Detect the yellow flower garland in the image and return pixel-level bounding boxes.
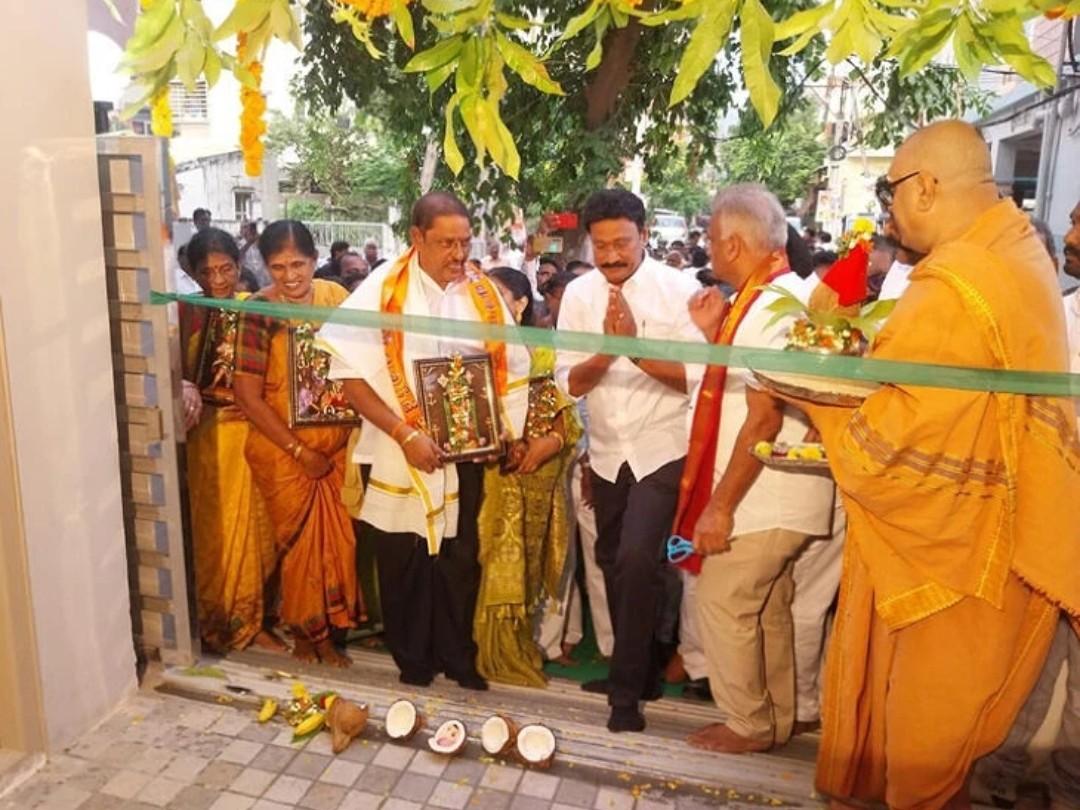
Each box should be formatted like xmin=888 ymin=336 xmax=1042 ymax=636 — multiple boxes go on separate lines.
xmin=341 ymin=0 xmax=411 ymax=19
xmin=150 ymin=88 xmax=174 ymax=138
xmin=237 ymin=32 xmax=267 ymax=177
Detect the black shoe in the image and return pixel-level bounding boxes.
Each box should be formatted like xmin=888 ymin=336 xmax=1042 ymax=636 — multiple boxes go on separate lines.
xmin=682 ymin=677 xmax=712 ymax=702
xmin=453 ymin=672 xmax=489 ymax=691
xmin=607 ymin=705 xmax=646 ymax=733
xmin=399 ymin=671 xmax=433 ymax=687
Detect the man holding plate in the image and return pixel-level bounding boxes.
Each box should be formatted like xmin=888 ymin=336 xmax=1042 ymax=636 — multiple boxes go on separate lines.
xmin=318 ymin=191 xmax=530 ymax=691
xmin=780 ymin=120 xmax=1080 ymax=810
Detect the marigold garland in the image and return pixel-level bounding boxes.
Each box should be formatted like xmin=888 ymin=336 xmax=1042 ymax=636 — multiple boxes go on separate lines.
xmin=342 ymin=0 xmax=411 ymax=19
xmin=150 ymin=88 xmax=174 ymax=138
xmin=237 ymin=32 xmax=267 ymax=177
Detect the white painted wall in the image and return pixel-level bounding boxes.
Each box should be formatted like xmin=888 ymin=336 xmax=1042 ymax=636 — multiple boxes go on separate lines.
xmin=2 ymin=0 xmax=136 ymax=749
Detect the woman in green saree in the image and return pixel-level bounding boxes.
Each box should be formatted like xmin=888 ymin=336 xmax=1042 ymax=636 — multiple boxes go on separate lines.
xmin=474 ymin=267 xmax=582 ymax=687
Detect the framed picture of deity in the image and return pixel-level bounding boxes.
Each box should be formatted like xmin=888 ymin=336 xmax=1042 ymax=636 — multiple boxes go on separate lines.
xmin=413 ymin=353 xmax=503 ymax=462
xmin=193 ymin=309 xmax=240 ymax=406
xmin=287 ymin=323 xmax=363 ymax=428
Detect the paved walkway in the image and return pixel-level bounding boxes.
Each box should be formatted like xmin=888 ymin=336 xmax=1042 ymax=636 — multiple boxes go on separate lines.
xmin=0 ymin=690 xmax=782 ymax=810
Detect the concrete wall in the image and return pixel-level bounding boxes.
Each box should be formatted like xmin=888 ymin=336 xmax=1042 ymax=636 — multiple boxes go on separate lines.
xmin=175 ymin=150 xmax=282 ymax=225
xmin=2 ymin=0 xmax=136 ymax=750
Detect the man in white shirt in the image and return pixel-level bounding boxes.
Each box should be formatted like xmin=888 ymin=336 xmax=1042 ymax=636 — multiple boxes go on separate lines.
xmin=555 ymin=188 xmax=703 ymax=733
xmin=680 ymin=184 xmax=833 ymax=754
xmin=318 ymin=192 xmax=530 ymax=692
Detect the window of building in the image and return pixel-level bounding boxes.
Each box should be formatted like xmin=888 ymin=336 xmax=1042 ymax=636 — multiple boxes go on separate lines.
xmin=234 ymin=190 xmax=254 ymax=222
xmin=168 ymin=80 xmax=208 ymax=122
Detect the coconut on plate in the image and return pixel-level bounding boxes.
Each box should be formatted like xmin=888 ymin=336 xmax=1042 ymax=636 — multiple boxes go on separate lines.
xmin=515 ymin=723 xmax=556 ymax=769
xmin=428 ymin=719 xmax=468 ymax=756
xmin=480 ymin=714 xmax=518 ymax=756
xmin=385 ymin=699 xmax=423 ymax=742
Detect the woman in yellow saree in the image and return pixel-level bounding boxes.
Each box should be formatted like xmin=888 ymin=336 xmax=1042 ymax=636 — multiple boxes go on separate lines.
xmin=475 ymin=267 xmax=582 ymax=686
xmin=181 ymin=227 xmax=279 ymax=652
xmin=234 ymin=220 xmax=361 ymax=667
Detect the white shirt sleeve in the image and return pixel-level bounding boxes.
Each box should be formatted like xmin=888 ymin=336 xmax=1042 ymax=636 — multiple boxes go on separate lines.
xmin=554 ymin=279 xmax=593 ymax=401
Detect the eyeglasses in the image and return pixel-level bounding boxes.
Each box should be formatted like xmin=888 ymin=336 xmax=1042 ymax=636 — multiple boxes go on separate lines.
xmin=429 ymin=237 xmax=473 ymax=254
xmin=665 ymin=535 xmax=696 ymax=564
xmin=875 ymin=171 xmax=921 ymax=210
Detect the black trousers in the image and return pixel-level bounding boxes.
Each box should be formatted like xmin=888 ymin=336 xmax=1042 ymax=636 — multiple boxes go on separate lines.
xmin=361 ymin=462 xmax=484 ymax=681
xmin=591 ymin=457 xmax=685 ymax=708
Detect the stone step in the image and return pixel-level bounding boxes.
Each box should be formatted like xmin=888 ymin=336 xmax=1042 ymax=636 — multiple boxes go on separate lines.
xmin=161 ymin=649 xmax=823 ymax=808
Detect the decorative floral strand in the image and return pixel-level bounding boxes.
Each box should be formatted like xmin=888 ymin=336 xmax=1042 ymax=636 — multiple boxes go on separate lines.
xmin=237 ymin=32 xmax=267 ymax=177
xmin=150 ymin=88 xmax=174 ymax=138
xmin=343 ymin=0 xmax=410 ymax=19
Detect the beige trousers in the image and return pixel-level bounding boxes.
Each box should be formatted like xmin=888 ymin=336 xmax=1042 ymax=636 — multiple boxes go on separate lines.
xmin=698 ymin=528 xmax=810 ymax=744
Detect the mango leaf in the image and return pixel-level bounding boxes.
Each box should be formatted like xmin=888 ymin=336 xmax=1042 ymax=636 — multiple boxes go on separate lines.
xmin=426 ymin=59 xmax=457 ymax=93
xmin=639 ymin=0 xmax=706 ymax=27
xmin=203 ymin=46 xmax=222 ymax=86
xmin=555 ymin=0 xmax=601 ymax=44
xmin=474 ymin=97 xmax=506 ymax=169
xmin=124 ymin=0 xmax=177 ymax=57
xmin=740 ymin=0 xmax=781 ymax=127
xmin=455 ymin=36 xmax=481 ymax=91
xmin=488 ymin=99 xmax=520 ymax=179
xmin=122 ymin=13 xmax=184 ymax=73
xmin=101 ymin=0 xmax=124 ymax=23
xmin=486 ymin=49 xmax=508 ymax=103
xmin=495 ymin=12 xmax=536 ymax=30
xmin=774 ymin=3 xmax=831 ymax=42
xmin=175 ymin=36 xmax=206 ymax=88
xmin=669 ymin=0 xmax=737 ymax=107
xmin=494 ymin=30 xmax=564 ymax=95
xmin=403 ymin=35 xmax=464 ymax=72
xmin=584 ymin=29 xmax=604 ymax=71
xmin=213 ymin=0 xmax=271 ymax=42
xmin=391 ymin=0 xmax=416 ymax=49
xmin=443 ymin=93 xmax=465 ymax=175
xmin=458 ymin=93 xmax=487 ymax=162
xmin=422 ymin=0 xmax=480 ymax=13
xmin=179 ymin=665 xmax=228 ymax=680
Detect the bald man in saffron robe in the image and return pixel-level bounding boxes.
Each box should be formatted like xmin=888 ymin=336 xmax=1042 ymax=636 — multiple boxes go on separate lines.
xmin=785 ymin=120 xmax=1080 ymax=810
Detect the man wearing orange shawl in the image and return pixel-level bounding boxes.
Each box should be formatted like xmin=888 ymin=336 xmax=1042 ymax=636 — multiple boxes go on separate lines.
xmin=318 ymin=192 xmax=530 ymax=691
xmin=791 ymin=121 xmax=1080 ymax=810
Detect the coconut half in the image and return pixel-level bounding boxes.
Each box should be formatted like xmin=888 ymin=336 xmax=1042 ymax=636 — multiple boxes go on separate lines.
xmin=385 ymin=699 xmax=423 ymax=742
xmin=428 ymin=719 xmax=468 ymax=756
xmin=480 ymin=714 xmax=517 ymax=756
xmin=515 ymin=724 xmax=556 ymax=769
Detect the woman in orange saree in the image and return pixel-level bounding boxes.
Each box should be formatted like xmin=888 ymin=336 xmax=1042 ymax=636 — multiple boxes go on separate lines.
xmin=233 ymin=220 xmax=361 ymax=666
xmin=181 ymin=227 xmax=279 ymax=652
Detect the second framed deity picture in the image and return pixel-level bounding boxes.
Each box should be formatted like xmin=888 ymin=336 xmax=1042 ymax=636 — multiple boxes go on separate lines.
xmin=414 ymin=353 xmax=503 ymax=462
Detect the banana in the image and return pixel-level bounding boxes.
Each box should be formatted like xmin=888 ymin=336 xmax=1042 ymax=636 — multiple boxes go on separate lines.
xmin=294 ymin=712 xmax=326 ymax=737
xmin=257 ymin=698 xmax=277 ymax=723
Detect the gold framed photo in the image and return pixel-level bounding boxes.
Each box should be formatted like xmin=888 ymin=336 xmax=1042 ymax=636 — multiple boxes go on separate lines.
xmin=194 ymin=309 xmax=240 ymax=407
xmin=287 ymin=324 xmax=362 ymax=428
xmin=414 ymin=353 xmax=503 ymax=462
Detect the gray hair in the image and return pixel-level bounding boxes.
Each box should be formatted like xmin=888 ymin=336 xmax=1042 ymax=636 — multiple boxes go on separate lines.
xmin=710 ymin=183 xmax=788 ymax=253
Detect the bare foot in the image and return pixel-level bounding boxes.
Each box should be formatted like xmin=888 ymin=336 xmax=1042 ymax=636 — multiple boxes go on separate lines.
xmin=315 ymin=639 xmax=353 ymax=668
xmin=249 ymin=629 xmax=288 ymax=652
xmin=292 ymin=637 xmax=318 ymax=664
xmin=687 ymin=723 xmax=771 ymax=754
xmin=551 ymin=654 xmax=579 ymax=666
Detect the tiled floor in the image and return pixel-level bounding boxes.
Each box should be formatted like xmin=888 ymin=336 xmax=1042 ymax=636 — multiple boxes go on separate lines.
xmin=0 ymin=692 xmax=744 ymax=810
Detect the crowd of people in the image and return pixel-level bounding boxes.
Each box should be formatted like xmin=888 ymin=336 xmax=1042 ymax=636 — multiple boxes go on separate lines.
xmin=175 ymin=120 xmax=1079 ymax=810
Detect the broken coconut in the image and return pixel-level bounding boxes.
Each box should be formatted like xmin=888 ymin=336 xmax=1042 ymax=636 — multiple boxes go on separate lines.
xmin=326 ymin=697 xmax=369 ymax=754
xmin=385 ymin=699 xmax=423 ymax=742
xmin=480 ymin=714 xmax=518 ymax=756
xmin=515 ymin=724 xmax=556 ymax=769
xmin=428 ymin=719 xmax=468 ymax=757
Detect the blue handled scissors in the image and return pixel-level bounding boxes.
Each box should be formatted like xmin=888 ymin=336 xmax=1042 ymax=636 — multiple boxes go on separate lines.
xmin=666 ymin=534 xmax=696 ymax=564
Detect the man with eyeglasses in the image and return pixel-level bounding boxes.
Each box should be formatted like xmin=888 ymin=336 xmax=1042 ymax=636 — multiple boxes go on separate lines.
xmin=319 ymin=191 xmax=531 ymax=692
xmin=785 ymin=120 xmax=1080 ymax=810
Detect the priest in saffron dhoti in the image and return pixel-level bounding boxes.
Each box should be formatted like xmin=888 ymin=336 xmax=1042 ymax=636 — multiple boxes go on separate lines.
xmin=317 ymin=191 xmax=530 ymax=691
xmin=780 ymin=120 xmax=1080 ymax=810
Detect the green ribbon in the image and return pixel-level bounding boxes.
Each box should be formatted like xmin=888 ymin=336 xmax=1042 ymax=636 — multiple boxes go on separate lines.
xmin=150 ymin=291 xmax=1080 ymax=397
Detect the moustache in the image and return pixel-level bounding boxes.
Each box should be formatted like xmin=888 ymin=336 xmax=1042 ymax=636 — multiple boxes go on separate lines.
xmin=600 ymin=263 xmax=628 ymax=270
xmin=1064 ymin=247 xmax=1080 ymax=260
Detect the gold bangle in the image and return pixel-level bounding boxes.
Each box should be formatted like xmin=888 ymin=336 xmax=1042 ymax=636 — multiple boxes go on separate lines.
xmin=291 ymin=442 xmax=305 ymax=460
xmin=401 ymin=430 xmax=422 ymax=448
xmin=550 ymin=433 xmax=565 ymax=452
xmin=390 ymin=421 xmax=410 ymax=443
